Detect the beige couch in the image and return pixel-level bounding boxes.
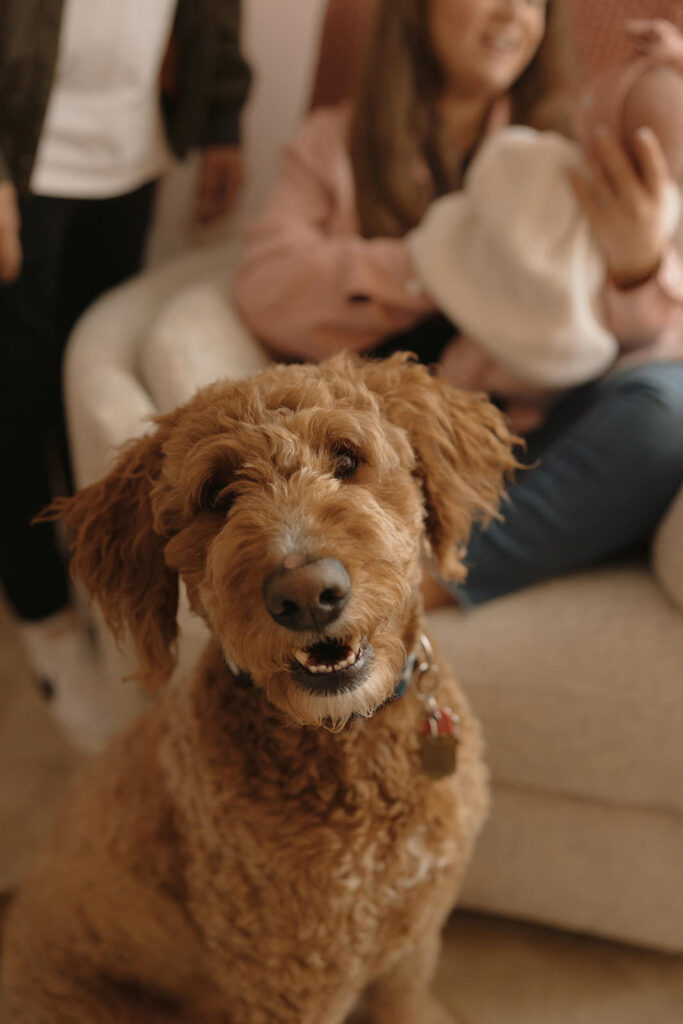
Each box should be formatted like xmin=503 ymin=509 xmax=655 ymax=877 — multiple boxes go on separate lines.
xmin=63 ymin=0 xmax=683 ymax=952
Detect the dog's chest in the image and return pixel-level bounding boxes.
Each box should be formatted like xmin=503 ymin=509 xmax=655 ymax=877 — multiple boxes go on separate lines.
xmin=172 ymin=688 xmax=482 ymax=996
xmin=352 ymin=822 xmax=456 ymax=896
xmin=259 ymin=733 xmax=463 ymax=918
xmin=207 ymin=774 xmax=461 ymax=956
xmin=282 ymin=787 xmax=462 ymax=990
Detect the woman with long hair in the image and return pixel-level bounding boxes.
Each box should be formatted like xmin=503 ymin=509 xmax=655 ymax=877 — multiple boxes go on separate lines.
xmin=234 ymin=0 xmax=683 ymax=606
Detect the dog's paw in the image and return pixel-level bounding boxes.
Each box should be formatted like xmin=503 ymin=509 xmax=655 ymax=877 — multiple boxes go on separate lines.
xmin=345 ymin=1012 xmax=372 ymax=1024
xmin=421 ymin=1005 xmax=465 ymax=1024
xmin=369 ymin=1000 xmax=465 ymax=1024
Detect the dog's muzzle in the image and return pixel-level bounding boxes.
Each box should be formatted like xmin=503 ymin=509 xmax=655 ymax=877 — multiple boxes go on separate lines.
xmin=262 ymin=557 xmax=375 ymax=695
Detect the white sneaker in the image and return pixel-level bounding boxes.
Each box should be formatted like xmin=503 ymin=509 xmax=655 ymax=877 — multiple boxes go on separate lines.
xmin=19 ymin=607 xmax=116 ymax=754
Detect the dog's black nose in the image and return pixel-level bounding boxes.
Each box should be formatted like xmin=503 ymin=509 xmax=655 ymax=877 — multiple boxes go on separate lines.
xmin=262 ymin=557 xmax=350 ymax=632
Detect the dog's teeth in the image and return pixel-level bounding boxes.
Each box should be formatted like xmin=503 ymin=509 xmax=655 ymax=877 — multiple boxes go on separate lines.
xmin=294 ymin=641 xmax=363 ymax=676
xmin=336 ymin=652 xmax=356 ymax=670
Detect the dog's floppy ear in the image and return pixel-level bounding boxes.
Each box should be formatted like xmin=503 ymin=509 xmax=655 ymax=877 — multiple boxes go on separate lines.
xmin=360 ymin=352 xmax=519 ymax=579
xmin=43 ymin=427 xmax=178 ymax=689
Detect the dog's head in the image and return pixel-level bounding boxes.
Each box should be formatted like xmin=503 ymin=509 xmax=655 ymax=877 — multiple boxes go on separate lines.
xmin=51 ymin=353 xmax=516 ymax=728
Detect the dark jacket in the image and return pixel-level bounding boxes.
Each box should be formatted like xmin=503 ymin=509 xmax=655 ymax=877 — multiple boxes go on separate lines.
xmin=0 ymin=0 xmax=252 ymax=192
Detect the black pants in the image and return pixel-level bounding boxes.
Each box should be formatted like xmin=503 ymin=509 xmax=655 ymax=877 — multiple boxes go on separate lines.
xmin=0 ymin=183 xmax=156 ymax=620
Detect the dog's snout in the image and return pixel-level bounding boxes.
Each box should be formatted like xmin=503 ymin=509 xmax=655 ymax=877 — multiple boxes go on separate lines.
xmin=262 ymin=557 xmax=350 ymax=632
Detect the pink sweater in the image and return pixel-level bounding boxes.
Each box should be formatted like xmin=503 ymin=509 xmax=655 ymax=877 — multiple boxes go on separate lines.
xmin=233 ymin=103 xmax=683 ymax=366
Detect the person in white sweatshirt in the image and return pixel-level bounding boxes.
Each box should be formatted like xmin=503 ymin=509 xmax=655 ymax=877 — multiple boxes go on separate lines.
xmin=0 ymin=0 xmax=250 ymax=750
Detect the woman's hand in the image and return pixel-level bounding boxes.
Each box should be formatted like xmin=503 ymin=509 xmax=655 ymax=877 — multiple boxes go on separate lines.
xmin=0 ymin=181 xmax=21 ymax=284
xmin=569 ymin=126 xmax=674 ymax=289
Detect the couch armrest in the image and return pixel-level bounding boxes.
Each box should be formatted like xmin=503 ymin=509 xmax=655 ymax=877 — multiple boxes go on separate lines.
xmin=651 ymin=483 xmax=683 ymax=612
xmin=64 ymin=240 xmax=254 ymax=486
xmin=139 ymin=276 xmax=270 ymax=412
xmin=65 ymin=294 xmax=159 ymax=487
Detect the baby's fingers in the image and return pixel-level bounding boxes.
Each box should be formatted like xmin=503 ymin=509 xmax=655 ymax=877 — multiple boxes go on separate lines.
xmin=625 ymin=17 xmax=683 ymax=61
xmin=632 ymin=126 xmax=671 ymax=195
xmin=625 ymin=18 xmax=668 ymax=45
xmin=626 ymin=18 xmax=661 ymax=38
xmin=567 ymin=166 xmax=602 ymax=224
xmin=593 ymin=128 xmax=646 ymax=197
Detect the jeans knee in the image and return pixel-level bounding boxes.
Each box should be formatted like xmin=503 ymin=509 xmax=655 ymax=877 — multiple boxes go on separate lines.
xmin=608 ymin=366 xmax=683 ymax=473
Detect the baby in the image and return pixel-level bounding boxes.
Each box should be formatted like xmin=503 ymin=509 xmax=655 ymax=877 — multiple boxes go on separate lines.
xmin=408 ymin=20 xmax=683 ymax=416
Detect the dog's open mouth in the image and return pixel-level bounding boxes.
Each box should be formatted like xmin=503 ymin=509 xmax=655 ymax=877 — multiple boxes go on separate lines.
xmin=291 ymin=637 xmax=374 ymax=695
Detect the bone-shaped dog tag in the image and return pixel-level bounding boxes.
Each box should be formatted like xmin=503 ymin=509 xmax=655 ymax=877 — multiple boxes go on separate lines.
xmin=418 ymin=706 xmax=460 ymax=780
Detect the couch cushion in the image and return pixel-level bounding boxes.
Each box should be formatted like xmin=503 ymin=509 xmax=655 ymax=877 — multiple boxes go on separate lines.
xmin=427 ymin=564 xmax=683 ymax=814
xmin=461 ymin=783 xmax=683 ymax=952
xmin=652 ymin=483 xmax=683 ymax=612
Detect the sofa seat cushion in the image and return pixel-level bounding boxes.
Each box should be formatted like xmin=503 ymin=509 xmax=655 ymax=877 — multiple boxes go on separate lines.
xmin=461 ymin=781 xmax=683 ymax=952
xmin=652 ymin=483 xmax=683 ymax=612
xmin=427 ymin=563 xmax=683 ymax=814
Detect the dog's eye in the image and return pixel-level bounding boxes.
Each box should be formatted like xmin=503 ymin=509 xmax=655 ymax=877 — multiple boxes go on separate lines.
xmin=332 ymin=448 xmax=359 ymax=480
xmin=201 ymin=480 xmax=236 ymax=514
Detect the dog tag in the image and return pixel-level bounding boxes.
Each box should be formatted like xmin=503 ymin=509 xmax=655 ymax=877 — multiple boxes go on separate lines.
xmin=418 ymin=705 xmax=460 ymax=780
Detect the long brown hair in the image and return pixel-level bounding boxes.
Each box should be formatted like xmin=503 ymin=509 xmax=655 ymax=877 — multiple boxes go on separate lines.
xmin=349 ymin=0 xmax=575 ymax=238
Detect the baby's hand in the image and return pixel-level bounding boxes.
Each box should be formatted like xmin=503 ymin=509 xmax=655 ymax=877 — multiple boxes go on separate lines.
xmin=626 ymin=19 xmax=683 ymax=69
xmin=438 ymin=336 xmax=499 ymax=392
xmin=504 ymin=401 xmax=547 ymax=435
xmin=439 ymin=337 xmax=563 ymax=434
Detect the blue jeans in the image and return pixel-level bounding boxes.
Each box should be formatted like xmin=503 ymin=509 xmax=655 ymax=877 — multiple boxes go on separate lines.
xmin=452 ymin=362 xmax=683 ymax=606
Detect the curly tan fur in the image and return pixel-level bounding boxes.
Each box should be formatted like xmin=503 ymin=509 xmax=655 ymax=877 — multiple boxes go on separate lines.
xmin=2 ymin=353 xmax=517 ymax=1023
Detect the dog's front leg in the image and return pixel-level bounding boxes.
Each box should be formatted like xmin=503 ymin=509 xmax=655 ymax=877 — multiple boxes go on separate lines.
xmin=363 ymin=927 xmax=466 ymax=1024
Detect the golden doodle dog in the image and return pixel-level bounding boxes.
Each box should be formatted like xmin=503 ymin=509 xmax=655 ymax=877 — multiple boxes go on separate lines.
xmin=2 ymin=352 xmax=516 ymax=1024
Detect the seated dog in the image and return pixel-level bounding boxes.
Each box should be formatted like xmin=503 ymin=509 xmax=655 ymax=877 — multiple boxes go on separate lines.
xmin=1 ymin=353 xmax=516 ymax=1024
